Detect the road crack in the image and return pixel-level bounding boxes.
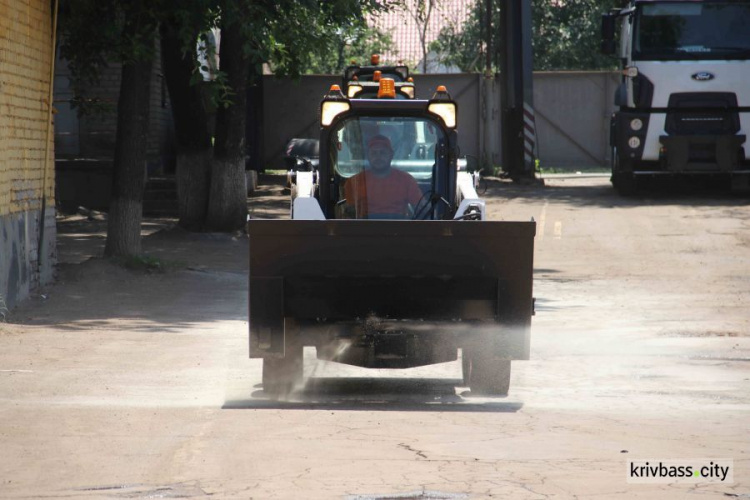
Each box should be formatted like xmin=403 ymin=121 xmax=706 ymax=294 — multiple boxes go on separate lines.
xmin=398 ymin=442 xmax=428 ymax=459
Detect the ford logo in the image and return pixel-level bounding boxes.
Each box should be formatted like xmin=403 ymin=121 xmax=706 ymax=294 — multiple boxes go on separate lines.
xmin=692 ymin=72 xmax=715 ymax=81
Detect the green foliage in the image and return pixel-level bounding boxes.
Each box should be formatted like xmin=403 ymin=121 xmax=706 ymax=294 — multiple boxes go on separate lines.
xmin=430 ymin=2 xmax=488 ymax=73
xmin=59 ymin=1 xmax=397 ymax=110
xmin=431 ymin=0 xmax=621 ymax=72
xmin=533 ymin=0 xmax=620 ymax=70
xmin=303 ymin=22 xmax=396 ymax=74
xmin=252 ymin=0 xmax=397 ymax=77
xmin=59 ymin=0 xmax=162 ymax=116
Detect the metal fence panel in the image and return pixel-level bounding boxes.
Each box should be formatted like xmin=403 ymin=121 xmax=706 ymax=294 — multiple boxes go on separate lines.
xmin=532 ymin=72 xmax=619 ymax=168
xmin=262 ymin=72 xmax=620 ymax=170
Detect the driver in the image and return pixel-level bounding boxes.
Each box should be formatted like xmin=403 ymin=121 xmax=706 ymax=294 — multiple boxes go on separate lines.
xmin=345 ymin=134 xmax=423 ymax=218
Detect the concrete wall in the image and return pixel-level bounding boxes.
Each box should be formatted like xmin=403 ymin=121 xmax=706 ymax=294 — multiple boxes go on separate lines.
xmin=262 ymin=71 xmax=620 ymax=170
xmin=0 ymin=0 xmax=57 ymax=309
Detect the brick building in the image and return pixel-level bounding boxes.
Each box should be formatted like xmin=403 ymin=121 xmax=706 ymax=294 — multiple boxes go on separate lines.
xmin=0 ymin=0 xmax=57 ymax=310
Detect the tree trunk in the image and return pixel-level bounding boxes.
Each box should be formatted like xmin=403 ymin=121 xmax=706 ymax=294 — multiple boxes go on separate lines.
xmin=160 ymin=20 xmax=212 ymax=231
xmin=104 ymin=37 xmax=153 ymax=257
xmin=205 ymin=19 xmax=248 ymax=232
xmin=245 ymin=62 xmax=264 ymax=173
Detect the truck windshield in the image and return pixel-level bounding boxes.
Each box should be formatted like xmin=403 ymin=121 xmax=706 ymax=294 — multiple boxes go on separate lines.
xmin=331 ymin=116 xmax=446 ymax=219
xmin=633 ymin=2 xmax=750 ymax=61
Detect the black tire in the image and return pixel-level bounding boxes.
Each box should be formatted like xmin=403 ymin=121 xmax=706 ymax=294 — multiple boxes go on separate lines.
xmin=611 ymin=148 xmax=637 ymax=196
xmin=730 ymin=174 xmax=750 ymax=195
xmin=461 ymin=350 xmax=471 ymax=386
xmin=262 ymin=344 xmax=303 ymax=397
xmin=464 ymin=348 xmax=511 ymax=396
xmin=612 ymin=172 xmax=637 ymax=196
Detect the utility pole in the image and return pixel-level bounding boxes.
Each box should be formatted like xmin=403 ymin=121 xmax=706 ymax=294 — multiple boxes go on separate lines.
xmin=499 ymin=0 xmax=537 ymax=181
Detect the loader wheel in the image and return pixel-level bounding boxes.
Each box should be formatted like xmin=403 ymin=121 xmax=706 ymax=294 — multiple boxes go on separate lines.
xmin=262 ymin=345 xmax=303 ymax=397
xmin=461 ymin=351 xmax=472 ymax=386
xmin=465 ymin=348 xmax=511 ymax=396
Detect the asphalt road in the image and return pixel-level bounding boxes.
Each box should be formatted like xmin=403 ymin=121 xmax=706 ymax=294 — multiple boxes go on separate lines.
xmin=0 ymin=176 xmax=748 ymax=499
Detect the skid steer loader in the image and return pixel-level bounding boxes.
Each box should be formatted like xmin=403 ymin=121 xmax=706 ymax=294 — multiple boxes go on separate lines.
xmin=249 ymin=79 xmax=535 ymax=397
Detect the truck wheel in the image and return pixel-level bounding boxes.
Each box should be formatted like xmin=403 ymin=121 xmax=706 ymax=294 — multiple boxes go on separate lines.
xmin=612 ymin=172 xmax=637 ymax=196
xmin=262 ymin=345 xmax=303 ymax=397
xmin=465 ymin=348 xmax=511 ymax=396
xmin=611 ymin=148 xmax=637 ymax=196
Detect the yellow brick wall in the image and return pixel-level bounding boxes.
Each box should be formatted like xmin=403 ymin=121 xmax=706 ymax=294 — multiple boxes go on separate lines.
xmin=0 ymin=0 xmax=55 ymax=217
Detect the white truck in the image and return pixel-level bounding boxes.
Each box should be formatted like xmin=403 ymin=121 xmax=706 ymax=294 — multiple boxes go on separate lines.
xmin=601 ymin=0 xmax=750 ymax=194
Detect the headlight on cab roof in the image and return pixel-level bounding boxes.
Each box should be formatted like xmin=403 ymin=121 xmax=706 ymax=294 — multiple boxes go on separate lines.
xmin=321 ymin=101 xmax=350 ymax=127
xmin=428 ymin=102 xmax=457 ymax=129
xmin=347 ymin=85 xmax=363 ymax=98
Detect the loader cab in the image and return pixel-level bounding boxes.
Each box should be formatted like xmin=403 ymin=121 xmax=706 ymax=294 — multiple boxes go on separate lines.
xmin=318 ymin=83 xmax=458 ymax=220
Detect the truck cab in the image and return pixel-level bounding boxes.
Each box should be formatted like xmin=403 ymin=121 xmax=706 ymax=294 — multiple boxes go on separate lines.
xmin=602 ymin=0 xmax=750 ymax=194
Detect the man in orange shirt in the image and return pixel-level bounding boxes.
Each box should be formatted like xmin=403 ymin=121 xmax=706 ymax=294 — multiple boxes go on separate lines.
xmin=344 ymin=135 xmax=423 ymax=219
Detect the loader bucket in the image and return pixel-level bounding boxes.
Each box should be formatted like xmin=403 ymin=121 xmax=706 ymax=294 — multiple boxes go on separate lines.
xmin=248 ymin=220 xmax=535 ymax=362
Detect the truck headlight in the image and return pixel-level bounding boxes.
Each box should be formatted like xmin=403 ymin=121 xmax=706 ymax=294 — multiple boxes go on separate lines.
xmin=630 ymin=118 xmax=643 ymax=131
xmin=628 ymin=136 xmax=641 ymax=149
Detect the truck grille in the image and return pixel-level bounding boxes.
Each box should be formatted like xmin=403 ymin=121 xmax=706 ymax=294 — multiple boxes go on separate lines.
xmin=665 ymin=93 xmax=740 ymax=136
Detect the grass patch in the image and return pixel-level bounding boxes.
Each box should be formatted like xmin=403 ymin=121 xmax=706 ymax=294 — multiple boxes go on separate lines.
xmin=112 ymin=255 xmax=186 ymax=274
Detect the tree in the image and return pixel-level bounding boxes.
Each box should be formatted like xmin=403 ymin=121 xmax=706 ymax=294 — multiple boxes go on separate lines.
xmin=205 ymin=11 xmax=249 ymax=231
xmin=105 ymin=4 xmax=158 ymax=257
xmin=431 ymin=0 xmax=620 ymax=72
xmin=61 ymin=1 xmax=399 ymax=243
xmin=303 ymin=22 xmax=396 ymax=74
xmin=160 ymin=10 xmax=215 ymax=231
xmin=403 ymin=0 xmax=440 ymax=73
xmin=532 ymin=0 xmax=620 ymax=70
xmin=60 ymin=0 xmax=159 ymax=257
xmin=203 ymin=0 xmax=397 ymax=231
xmin=430 ymin=1 xmax=486 ymax=73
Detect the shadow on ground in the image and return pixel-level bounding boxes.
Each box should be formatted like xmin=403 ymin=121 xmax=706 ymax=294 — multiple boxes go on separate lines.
xmin=224 ymin=376 xmax=524 ymax=413
xmin=10 ymin=218 xmax=249 ymax=332
xmin=486 ymin=175 xmax=750 ymax=210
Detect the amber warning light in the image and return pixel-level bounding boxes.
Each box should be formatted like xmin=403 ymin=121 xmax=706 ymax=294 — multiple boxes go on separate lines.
xmin=378 ymin=78 xmax=396 ymax=99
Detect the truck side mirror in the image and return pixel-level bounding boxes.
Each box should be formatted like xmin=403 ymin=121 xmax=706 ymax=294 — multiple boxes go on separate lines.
xmin=601 ymin=14 xmax=617 ymax=55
